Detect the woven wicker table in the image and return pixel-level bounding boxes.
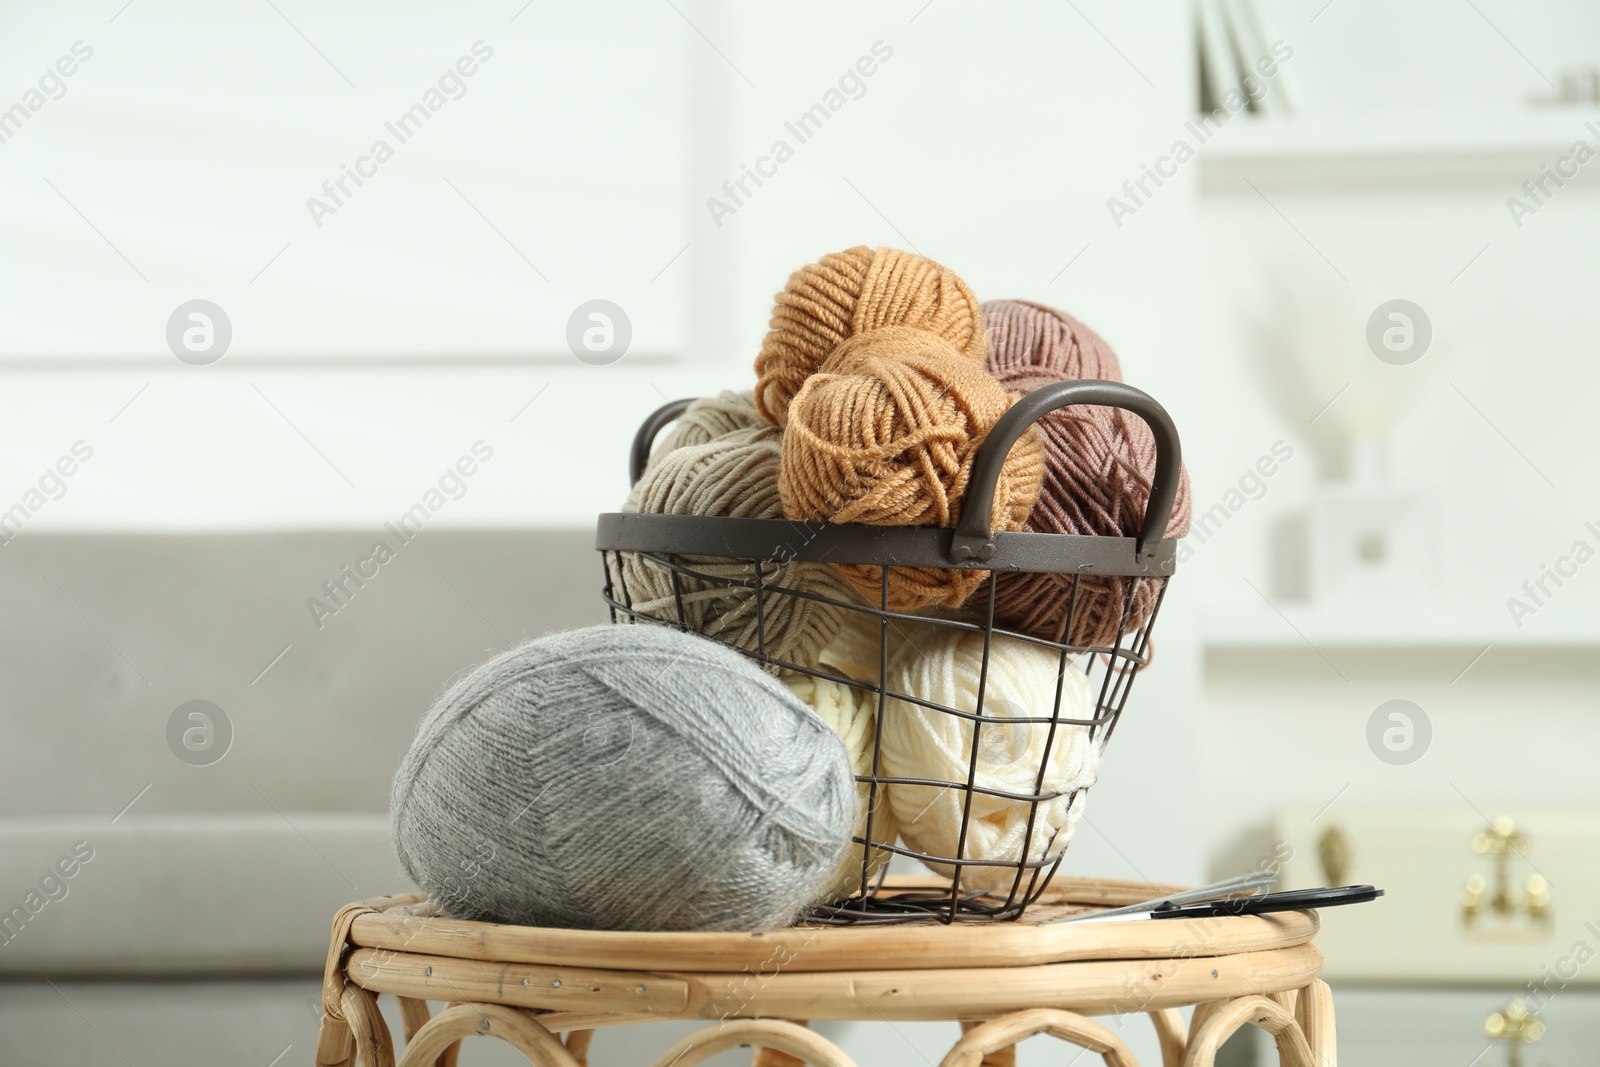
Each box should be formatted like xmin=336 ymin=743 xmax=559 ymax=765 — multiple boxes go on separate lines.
xmin=314 ymin=875 xmax=1333 ymax=1067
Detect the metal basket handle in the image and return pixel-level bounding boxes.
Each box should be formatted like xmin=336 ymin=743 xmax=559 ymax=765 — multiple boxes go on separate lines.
xmin=949 ymin=379 xmax=1182 ymax=565
xmin=627 ymin=380 xmax=1183 ymax=564
xmin=629 ymin=398 xmax=695 ymax=485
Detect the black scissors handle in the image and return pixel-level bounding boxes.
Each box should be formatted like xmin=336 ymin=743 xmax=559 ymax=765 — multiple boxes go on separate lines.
xmin=1150 ymin=885 xmax=1383 ymax=919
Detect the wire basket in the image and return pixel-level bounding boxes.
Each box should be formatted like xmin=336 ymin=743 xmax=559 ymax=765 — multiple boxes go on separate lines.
xmin=595 ymin=380 xmax=1182 ymax=925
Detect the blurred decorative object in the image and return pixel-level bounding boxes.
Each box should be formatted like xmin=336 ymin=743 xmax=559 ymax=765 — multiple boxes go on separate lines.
xmin=984 ymin=299 xmax=1193 ymax=648
xmin=767 ymin=247 xmax=1045 ymax=612
xmin=1535 ymin=64 xmax=1600 ymax=106
xmin=1308 ymin=461 xmax=1437 ymax=603
xmin=1250 ymin=266 xmax=1434 ymax=479
xmin=390 ymin=624 xmax=856 ymax=932
xmin=1250 ymin=263 xmax=1440 ymax=602
xmin=1484 ymin=998 xmax=1545 ymax=1067
xmin=880 ymin=628 xmax=1100 ymax=896
xmin=1318 ymin=822 xmax=1353 ymax=887
xmin=1196 ymin=0 xmax=1295 ymax=116
xmin=1461 ymin=815 xmax=1552 ymax=935
xmin=613 ymin=400 xmax=849 ymax=668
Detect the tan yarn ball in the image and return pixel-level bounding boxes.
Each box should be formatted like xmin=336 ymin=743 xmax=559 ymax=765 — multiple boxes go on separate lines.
xmin=754 ymin=247 xmax=987 ymax=425
xmin=613 ymin=422 xmax=850 ymax=668
xmin=782 ymin=671 xmax=899 ymax=902
xmin=778 ymin=328 xmax=1045 ymax=612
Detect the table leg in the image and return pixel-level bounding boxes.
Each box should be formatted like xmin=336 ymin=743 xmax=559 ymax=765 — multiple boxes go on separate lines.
xmin=945 ymin=1010 xmax=1136 ymax=1067
xmin=656 ymin=1020 xmax=855 ymax=1067
xmin=565 ymin=1028 xmax=593 ymax=1067
xmin=1182 ymin=996 xmax=1315 ymax=1067
xmin=340 ymin=987 xmax=396 ymax=1067
xmin=1148 ymin=1008 xmax=1187 ymax=1066
xmin=315 ymin=1012 xmax=354 ymax=1067
xmin=752 ymin=1019 xmax=810 ymax=1066
xmin=959 ymin=1021 xmax=1016 ymax=1067
xmin=1295 ymin=981 xmax=1335 ymax=1067
xmin=396 ymin=999 xmax=456 ymax=1067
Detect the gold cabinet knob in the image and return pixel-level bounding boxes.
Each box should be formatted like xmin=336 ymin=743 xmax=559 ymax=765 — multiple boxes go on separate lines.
xmin=1462 ymin=815 xmax=1548 ymax=932
xmin=1317 ymin=823 xmax=1352 ymax=886
xmin=1485 ymin=999 xmax=1544 ymax=1067
xmin=1472 ymin=815 xmax=1527 ymax=858
xmin=1460 ymin=872 xmax=1487 ymax=923
xmin=1526 ymin=874 xmax=1551 ymax=924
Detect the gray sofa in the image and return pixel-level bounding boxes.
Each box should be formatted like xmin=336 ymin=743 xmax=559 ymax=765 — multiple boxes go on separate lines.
xmin=1 ymin=530 xmax=604 ymax=1063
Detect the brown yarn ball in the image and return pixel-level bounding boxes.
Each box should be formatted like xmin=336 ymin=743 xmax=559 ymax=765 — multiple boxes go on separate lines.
xmin=987 ymin=358 xmax=1192 ymax=650
xmin=755 ymin=247 xmax=986 ymax=425
xmin=982 ymin=299 xmax=1123 ymax=382
xmin=778 ymin=327 xmax=1045 ymax=612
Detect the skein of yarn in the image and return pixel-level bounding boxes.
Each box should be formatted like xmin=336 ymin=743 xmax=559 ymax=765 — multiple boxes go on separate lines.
xmin=982 ymin=301 xmax=1192 ymax=649
xmin=782 ymin=671 xmax=898 ymax=902
xmin=754 ymin=246 xmax=987 ymax=426
xmin=391 ymin=624 xmax=856 ymax=932
xmin=613 ymin=413 xmax=850 ymax=668
xmin=776 ymin=323 xmax=1047 ymax=611
xmin=654 ymin=390 xmax=763 ymax=454
xmin=879 ymin=629 xmax=1100 ymax=895
xmin=814 ymin=609 xmax=938 ymax=686
xmin=752 ymin=248 xmax=1045 ymax=611
xmin=983 ymin=299 xmax=1123 ymax=382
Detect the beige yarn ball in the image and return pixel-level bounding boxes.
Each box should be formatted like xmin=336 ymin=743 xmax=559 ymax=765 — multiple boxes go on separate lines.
xmin=782 ymin=672 xmax=898 ymax=902
xmin=655 ymin=390 xmax=763 ymax=454
xmin=880 ymin=629 xmax=1100 ymax=895
xmin=613 ymin=421 xmax=850 ymax=668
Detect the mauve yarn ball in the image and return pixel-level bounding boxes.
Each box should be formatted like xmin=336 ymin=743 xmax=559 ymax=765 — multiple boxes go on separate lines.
xmin=391 ymin=624 xmax=856 ymax=932
xmin=982 ymin=302 xmax=1192 ymax=649
xmin=982 ymin=299 xmax=1123 ymax=382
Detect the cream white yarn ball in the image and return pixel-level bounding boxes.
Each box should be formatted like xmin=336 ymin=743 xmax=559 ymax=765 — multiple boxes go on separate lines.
xmin=879 ymin=629 xmax=1100 ymax=895
xmin=814 ymin=610 xmax=939 ymax=684
xmin=782 ymin=671 xmax=898 ymax=901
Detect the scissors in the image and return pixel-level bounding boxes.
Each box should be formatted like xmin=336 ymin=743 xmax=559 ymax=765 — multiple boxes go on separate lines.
xmin=1065 ymin=884 xmax=1382 ymax=924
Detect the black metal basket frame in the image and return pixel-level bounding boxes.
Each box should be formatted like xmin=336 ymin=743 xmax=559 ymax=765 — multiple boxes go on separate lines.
xmin=595 ymin=380 xmax=1183 ymax=925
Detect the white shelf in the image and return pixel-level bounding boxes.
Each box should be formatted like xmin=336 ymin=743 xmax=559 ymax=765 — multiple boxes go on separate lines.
xmin=1198 ymin=111 xmax=1600 ymax=189
xmin=1202 ymin=601 xmax=1600 ymax=649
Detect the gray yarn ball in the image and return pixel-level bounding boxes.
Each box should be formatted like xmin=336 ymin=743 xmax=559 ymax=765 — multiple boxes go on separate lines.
xmin=391 ymin=623 xmax=856 ymax=932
